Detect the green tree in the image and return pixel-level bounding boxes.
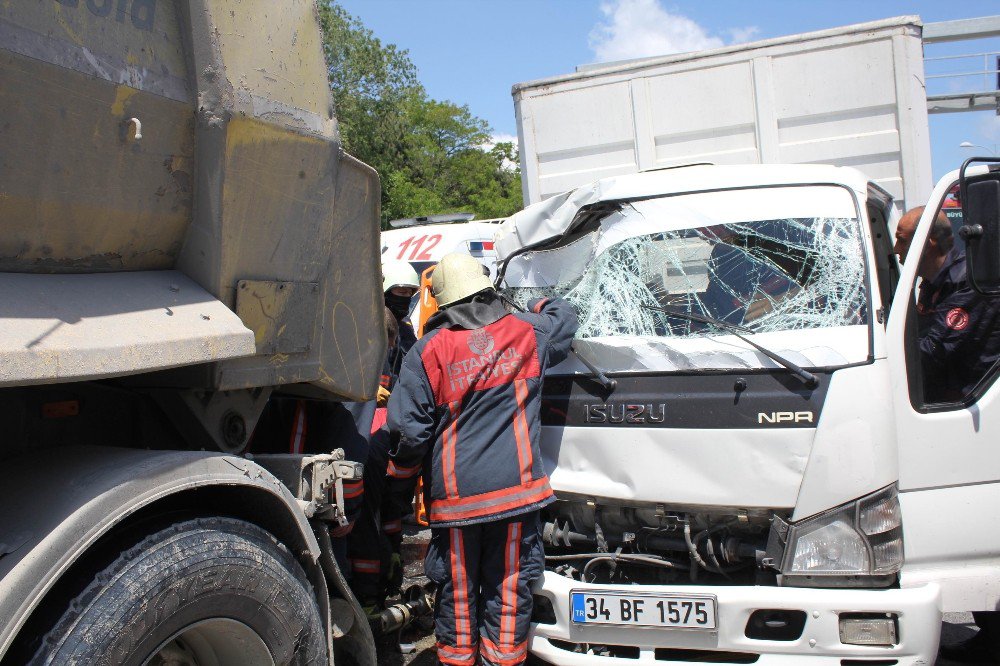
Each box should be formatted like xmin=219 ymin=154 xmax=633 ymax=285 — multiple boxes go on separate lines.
xmin=317 ymin=2 xmax=421 ymax=188
xmin=318 ymin=1 xmax=523 ymax=226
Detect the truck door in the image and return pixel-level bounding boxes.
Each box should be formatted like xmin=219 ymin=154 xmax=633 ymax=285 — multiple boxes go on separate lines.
xmin=866 ymin=183 xmax=901 ymax=324
xmin=887 ymin=173 xmax=1000 ymax=611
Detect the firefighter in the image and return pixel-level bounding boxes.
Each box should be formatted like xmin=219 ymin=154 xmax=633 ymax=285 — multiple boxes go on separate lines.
xmin=344 ymin=309 xmax=398 ymax=614
xmin=375 ymin=260 xmax=421 ymax=599
xmin=381 ymin=259 xmax=420 ymax=394
xmin=386 ymin=253 xmax=578 ymax=666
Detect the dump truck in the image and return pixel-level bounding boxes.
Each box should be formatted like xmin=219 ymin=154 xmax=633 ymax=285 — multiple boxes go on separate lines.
xmin=494 ymin=160 xmax=1000 ymax=664
xmin=0 ymin=1 xmax=384 ymax=663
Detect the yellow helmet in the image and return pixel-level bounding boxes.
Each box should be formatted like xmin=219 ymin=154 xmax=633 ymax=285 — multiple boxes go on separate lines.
xmin=381 ymin=260 xmax=420 ymax=294
xmin=431 ymin=253 xmax=494 ymax=308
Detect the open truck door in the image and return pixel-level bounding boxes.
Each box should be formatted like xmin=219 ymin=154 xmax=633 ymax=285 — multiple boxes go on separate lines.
xmin=890 ymin=161 xmax=1000 ymax=612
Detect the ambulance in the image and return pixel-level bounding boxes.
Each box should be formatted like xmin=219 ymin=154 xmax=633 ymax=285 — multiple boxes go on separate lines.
xmin=381 ymin=213 xmax=504 ymax=332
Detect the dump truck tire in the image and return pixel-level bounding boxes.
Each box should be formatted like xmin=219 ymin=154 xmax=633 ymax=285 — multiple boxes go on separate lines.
xmin=30 ymin=517 xmax=327 ymax=666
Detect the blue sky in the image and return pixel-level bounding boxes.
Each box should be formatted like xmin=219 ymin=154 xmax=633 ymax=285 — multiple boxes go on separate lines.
xmin=338 ymin=0 xmax=1000 ymax=184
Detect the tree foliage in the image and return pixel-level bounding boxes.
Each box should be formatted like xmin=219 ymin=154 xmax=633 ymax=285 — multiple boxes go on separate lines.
xmin=317 ymin=2 xmax=523 ymax=226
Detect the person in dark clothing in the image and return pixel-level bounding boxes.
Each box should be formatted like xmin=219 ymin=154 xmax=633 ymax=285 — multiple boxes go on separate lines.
xmin=892 ymin=205 xmax=936 ymax=265
xmin=897 ymin=207 xmax=1000 ymax=403
xmin=372 ymin=262 xmax=421 ymax=604
xmin=916 ymin=246 xmax=1000 ymax=403
xmin=897 ymin=207 xmax=1000 ymax=663
xmin=387 ymin=253 xmax=578 ymax=666
xmin=381 ymin=259 xmax=420 ymax=395
xmin=344 ymin=309 xmax=398 ymax=613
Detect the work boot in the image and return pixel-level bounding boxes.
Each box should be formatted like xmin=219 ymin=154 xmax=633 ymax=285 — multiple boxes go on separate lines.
xmin=939 ymin=631 xmax=1000 ymax=664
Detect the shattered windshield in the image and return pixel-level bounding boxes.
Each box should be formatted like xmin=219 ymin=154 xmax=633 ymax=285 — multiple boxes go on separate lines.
xmin=502 ymin=186 xmax=870 ymax=371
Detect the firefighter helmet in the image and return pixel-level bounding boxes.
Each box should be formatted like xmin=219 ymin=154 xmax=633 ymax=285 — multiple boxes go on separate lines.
xmin=382 ymin=259 xmax=420 ymax=294
xmin=431 ymin=253 xmax=494 ymax=308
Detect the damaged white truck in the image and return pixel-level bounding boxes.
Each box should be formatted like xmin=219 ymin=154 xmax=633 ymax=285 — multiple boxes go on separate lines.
xmin=495 ymin=162 xmax=1000 ymax=664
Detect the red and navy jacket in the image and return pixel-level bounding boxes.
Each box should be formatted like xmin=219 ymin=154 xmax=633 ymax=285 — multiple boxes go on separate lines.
xmin=386 ymin=295 xmax=578 ymax=528
xmin=918 ymin=250 xmax=1000 ymax=401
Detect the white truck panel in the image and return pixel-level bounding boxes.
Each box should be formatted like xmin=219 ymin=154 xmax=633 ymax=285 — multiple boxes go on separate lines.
xmin=514 ymin=16 xmax=932 ymax=213
xmin=645 ymin=62 xmax=759 ymax=166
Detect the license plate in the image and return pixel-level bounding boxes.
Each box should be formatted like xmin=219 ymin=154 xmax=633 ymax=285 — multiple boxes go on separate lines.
xmin=571 ymin=591 xmax=717 ymax=629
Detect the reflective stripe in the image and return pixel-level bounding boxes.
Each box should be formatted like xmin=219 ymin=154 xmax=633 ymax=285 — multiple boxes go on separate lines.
xmin=382 ymin=519 xmax=402 ymax=534
xmin=480 ymin=636 xmax=528 ymax=665
xmin=387 ymin=459 xmax=421 ymax=479
xmin=343 ymin=481 xmax=363 ymax=499
xmin=442 ymin=401 xmax=460 ymax=498
xmin=450 ymin=528 xmax=472 ymax=648
xmin=289 ymin=401 xmax=307 ymax=454
xmin=437 ymin=642 xmax=477 ymax=665
xmin=429 ymin=477 xmax=553 ymax=523
xmin=350 ymin=558 xmax=380 ymax=574
xmin=500 ymin=521 xmax=521 ymax=647
xmin=371 ymin=406 xmax=387 ymax=434
xmin=511 ymin=379 xmax=533 ymax=485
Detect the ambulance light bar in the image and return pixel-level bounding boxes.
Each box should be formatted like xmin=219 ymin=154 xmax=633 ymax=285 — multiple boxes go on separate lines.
xmin=388 ymin=213 xmax=476 ymax=228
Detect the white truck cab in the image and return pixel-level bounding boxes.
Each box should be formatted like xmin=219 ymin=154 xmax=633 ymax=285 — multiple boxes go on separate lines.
xmin=494 ymin=163 xmax=1000 ymax=664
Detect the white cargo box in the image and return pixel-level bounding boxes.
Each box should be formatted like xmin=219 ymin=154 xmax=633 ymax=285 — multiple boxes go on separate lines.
xmin=513 ymin=16 xmax=932 ymax=212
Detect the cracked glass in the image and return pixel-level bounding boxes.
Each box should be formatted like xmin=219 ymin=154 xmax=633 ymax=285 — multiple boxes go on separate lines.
xmin=502 ymin=186 xmax=870 ymax=372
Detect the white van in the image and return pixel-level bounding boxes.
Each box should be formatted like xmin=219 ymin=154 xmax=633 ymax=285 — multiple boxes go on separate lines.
xmin=381 ymin=213 xmax=503 ymax=280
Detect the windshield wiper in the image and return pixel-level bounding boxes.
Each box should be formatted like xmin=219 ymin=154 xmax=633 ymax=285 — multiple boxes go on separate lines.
xmin=641 ymin=303 xmax=819 ymax=389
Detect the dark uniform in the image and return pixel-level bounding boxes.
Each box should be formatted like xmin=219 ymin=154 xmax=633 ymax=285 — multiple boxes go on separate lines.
xmin=387 ymin=295 xmax=577 ymax=666
xmin=382 ymin=318 xmax=417 ymax=395
xmin=916 ymin=249 xmax=1000 ymax=403
xmin=356 ymin=315 xmax=418 ymax=604
xmin=345 ymin=426 xmax=395 ymax=611
xmin=342 ymin=308 xmax=418 ymax=612
xmin=250 ymin=314 xmax=413 ymax=613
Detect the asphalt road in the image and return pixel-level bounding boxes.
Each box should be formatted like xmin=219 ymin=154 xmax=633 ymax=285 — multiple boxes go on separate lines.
xmin=939 ymin=612 xmax=983 ymax=666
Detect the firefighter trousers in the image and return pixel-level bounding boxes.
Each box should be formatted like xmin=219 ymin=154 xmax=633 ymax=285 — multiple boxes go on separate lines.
xmin=425 ymin=511 xmax=544 ymax=666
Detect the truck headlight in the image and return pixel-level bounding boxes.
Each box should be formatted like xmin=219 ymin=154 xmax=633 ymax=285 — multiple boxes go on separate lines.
xmin=790 ymin=508 xmax=870 ymax=573
xmin=781 ymin=485 xmax=903 ymax=579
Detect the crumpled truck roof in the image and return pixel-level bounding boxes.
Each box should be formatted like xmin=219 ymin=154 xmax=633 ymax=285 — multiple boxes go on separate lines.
xmin=494 ymin=164 xmax=870 ymax=261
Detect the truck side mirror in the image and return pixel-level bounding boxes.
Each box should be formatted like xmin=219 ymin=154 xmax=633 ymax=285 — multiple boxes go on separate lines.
xmin=959 ymin=158 xmax=1000 ymax=295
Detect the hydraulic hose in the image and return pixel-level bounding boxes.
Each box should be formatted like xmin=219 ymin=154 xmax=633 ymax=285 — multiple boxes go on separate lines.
xmin=376 ymin=585 xmax=435 ymax=635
